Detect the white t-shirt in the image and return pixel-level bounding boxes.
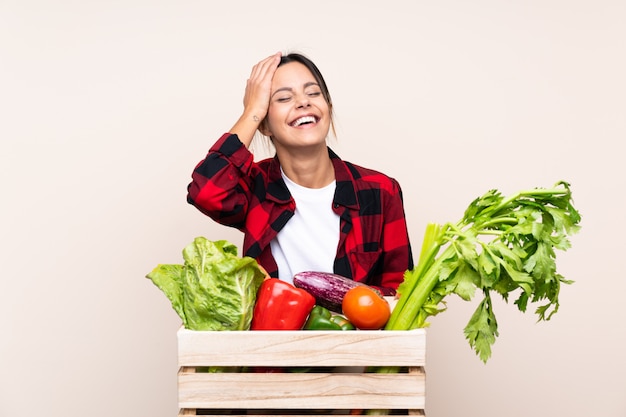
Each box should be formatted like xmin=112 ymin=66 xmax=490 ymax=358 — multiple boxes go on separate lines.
xmin=270 ymin=171 xmax=340 ymax=284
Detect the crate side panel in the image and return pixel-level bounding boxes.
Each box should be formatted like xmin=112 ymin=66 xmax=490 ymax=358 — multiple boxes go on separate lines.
xmin=178 ymin=372 xmax=425 ymax=410
xmin=180 ymin=413 xmax=425 ymax=417
xmin=177 ymin=329 xmax=426 ymax=367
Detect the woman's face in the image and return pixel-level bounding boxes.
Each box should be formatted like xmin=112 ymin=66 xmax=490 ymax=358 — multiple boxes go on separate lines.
xmin=262 ymin=62 xmax=331 ymax=151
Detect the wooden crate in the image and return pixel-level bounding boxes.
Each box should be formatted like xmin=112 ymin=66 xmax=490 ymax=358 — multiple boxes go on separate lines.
xmin=177 ymin=328 xmax=426 ymax=416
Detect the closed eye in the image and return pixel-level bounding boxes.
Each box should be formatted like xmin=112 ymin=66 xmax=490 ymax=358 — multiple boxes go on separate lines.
xmin=276 ymin=96 xmax=293 ymax=103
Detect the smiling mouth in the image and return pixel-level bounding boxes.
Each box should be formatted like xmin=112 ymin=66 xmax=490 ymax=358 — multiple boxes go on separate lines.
xmin=290 ymin=115 xmax=318 ymax=127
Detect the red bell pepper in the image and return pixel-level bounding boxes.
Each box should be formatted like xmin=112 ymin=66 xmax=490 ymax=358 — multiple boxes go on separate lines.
xmin=251 ymin=278 xmax=316 ymax=330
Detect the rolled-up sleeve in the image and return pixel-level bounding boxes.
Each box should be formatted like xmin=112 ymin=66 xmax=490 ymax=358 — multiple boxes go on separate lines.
xmin=187 ymin=133 xmax=255 ymax=229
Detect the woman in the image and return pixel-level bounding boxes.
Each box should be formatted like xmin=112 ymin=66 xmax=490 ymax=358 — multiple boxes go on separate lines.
xmin=187 ymin=52 xmax=413 ymax=295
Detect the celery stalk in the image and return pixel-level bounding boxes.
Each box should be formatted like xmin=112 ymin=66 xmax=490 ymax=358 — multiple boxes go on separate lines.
xmin=384 ymin=181 xmax=581 ymax=362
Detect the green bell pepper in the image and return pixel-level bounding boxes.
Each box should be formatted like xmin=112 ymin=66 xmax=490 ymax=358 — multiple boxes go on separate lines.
xmin=329 ymin=314 xmax=356 ymax=331
xmin=304 ymin=305 xmax=355 ymax=330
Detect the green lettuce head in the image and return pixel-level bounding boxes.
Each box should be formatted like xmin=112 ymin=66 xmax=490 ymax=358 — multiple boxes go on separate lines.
xmin=146 ymin=237 xmax=266 ymax=330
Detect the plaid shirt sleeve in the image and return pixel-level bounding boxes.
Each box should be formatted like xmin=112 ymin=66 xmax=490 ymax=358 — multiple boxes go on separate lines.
xmin=187 ymin=133 xmax=295 ymax=277
xmin=187 ymin=133 xmax=261 ymax=230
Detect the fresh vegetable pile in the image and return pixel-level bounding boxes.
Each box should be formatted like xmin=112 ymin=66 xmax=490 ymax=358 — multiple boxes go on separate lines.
xmin=147 ymin=181 xmax=580 ymax=363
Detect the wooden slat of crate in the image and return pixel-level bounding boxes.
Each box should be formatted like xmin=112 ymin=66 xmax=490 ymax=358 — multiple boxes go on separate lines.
xmin=179 ymin=413 xmax=425 ymax=417
xmin=178 ymin=369 xmax=425 ymax=410
xmin=178 ymin=329 xmax=426 ymax=367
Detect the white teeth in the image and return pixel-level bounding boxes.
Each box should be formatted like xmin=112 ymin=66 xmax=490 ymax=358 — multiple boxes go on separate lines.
xmin=292 ymin=116 xmax=316 ymax=126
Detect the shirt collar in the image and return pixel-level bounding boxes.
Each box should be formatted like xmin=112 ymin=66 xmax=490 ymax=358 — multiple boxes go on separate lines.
xmin=329 ymin=148 xmax=359 ymax=210
xmin=266 ymin=157 xmax=291 ymax=203
xmin=266 ymin=148 xmax=360 ymax=210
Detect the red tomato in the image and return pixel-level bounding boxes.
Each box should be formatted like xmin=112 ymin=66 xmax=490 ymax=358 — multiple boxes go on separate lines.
xmin=341 ymin=286 xmax=391 ymax=330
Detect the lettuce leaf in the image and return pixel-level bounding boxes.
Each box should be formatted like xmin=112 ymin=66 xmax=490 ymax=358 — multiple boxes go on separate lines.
xmin=146 ymin=237 xmax=266 ymax=330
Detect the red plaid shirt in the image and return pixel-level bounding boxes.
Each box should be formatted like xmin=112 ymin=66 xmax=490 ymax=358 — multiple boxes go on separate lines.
xmin=187 ymin=133 xmax=413 ymax=295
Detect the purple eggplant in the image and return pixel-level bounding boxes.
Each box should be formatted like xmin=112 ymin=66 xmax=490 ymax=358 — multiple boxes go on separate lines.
xmin=292 ymin=271 xmax=381 ymax=313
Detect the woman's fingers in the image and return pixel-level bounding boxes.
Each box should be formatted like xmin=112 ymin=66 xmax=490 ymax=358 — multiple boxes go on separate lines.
xmin=249 ymin=51 xmax=281 ymax=82
xmin=243 ymin=52 xmax=281 ymax=118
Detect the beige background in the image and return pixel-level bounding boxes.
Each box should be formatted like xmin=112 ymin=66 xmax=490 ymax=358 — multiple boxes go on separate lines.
xmin=1 ymin=1 xmax=624 ymax=416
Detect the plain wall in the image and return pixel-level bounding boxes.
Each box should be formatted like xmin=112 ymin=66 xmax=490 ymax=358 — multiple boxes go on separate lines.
xmin=1 ymin=1 xmax=624 ymax=416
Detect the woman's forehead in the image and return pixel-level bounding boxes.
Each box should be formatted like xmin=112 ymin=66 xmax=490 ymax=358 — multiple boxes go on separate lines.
xmin=272 ymin=62 xmax=317 ymax=89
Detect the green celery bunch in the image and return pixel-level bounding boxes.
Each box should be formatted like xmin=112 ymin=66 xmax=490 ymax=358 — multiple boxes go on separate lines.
xmin=386 ymin=181 xmax=581 ymax=362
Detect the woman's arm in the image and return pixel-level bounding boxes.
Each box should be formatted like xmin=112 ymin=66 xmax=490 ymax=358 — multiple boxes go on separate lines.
xmin=187 ymin=133 xmax=256 ymax=229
